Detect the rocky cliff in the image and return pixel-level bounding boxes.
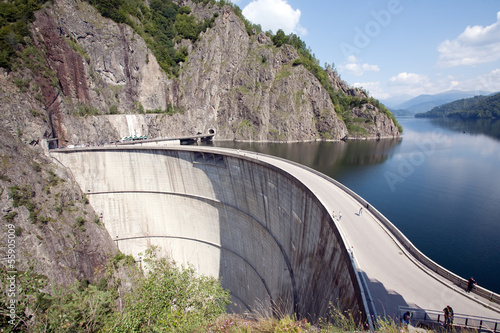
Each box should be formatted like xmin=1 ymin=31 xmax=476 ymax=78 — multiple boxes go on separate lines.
xmin=0 ymin=0 xmax=400 ymax=291
xmin=0 ymin=122 xmax=117 ymax=287
xmin=2 ymin=0 xmax=400 ymax=148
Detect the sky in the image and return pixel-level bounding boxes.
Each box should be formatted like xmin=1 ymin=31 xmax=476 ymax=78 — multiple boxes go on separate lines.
xmin=228 ymin=0 xmax=500 ymax=104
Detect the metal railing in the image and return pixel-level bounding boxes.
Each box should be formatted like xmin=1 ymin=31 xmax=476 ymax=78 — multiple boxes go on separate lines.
xmin=398 ymin=306 xmax=500 ymax=332
xmin=280 ymin=154 xmax=500 ymax=307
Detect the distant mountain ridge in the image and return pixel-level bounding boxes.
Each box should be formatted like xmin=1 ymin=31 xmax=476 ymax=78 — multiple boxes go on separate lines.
xmin=416 ymin=92 xmax=500 ymax=119
xmin=387 ymin=108 xmax=413 ymax=117
xmin=384 ymin=90 xmax=492 ymax=115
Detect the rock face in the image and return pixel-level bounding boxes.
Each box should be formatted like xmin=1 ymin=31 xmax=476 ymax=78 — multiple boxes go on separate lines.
xmin=0 ymin=122 xmax=117 ymax=287
xmin=0 ymin=0 xmax=400 ymax=290
xmin=1 ymin=0 xmax=399 ymax=148
xmin=178 ymin=9 xmax=348 ymax=141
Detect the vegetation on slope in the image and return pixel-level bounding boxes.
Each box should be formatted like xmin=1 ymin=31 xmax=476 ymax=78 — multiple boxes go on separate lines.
xmin=416 ymin=93 xmax=500 ymax=119
xmin=0 ymin=0 xmax=400 ymax=133
xmin=86 ymin=0 xmax=218 ymax=77
xmin=84 ymin=0 xmax=401 ymax=133
xmin=269 ymin=28 xmax=402 ymax=133
xmin=0 ymin=247 xmax=230 ymax=332
xmin=0 ymin=244 xmax=372 ymax=332
xmin=1 ymin=252 xmax=445 ymax=332
xmin=0 ymin=0 xmax=50 ymax=69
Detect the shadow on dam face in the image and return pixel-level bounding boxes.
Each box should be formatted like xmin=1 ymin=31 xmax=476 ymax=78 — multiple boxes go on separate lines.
xmin=51 ymin=147 xmax=366 ymax=324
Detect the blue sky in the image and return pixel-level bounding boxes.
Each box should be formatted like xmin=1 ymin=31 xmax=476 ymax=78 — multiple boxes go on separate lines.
xmin=229 ymin=0 xmax=500 ymax=102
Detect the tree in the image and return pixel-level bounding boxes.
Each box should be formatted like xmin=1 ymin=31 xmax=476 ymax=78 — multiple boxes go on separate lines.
xmin=113 ymin=247 xmax=230 ymax=332
xmin=272 ymin=29 xmax=286 ymax=47
xmin=175 ymin=13 xmax=200 ymax=41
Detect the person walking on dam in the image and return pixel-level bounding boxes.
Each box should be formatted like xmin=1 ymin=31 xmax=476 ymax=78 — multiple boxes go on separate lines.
xmin=466 ymin=277 xmax=476 ymax=292
xmin=402 ymin=311 xmax=410 ymax=326
xmin=359 ymin=207 xmax=363 ymax=215
xmin=443 ymin=305 xmax=454 ymax=327
xmin=447 ymin=306 xmax=454 ymax=326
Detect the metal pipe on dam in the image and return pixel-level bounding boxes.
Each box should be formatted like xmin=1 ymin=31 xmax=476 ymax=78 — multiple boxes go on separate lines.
xmin=52 ymin=147 xmax=366 ymax=323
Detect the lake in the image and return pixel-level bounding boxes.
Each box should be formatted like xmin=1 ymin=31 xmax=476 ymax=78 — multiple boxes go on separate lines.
xmin=208 ymin=117 xmax=500 ymax=294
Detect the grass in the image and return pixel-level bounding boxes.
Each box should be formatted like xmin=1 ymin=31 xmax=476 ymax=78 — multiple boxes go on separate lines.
xmin=205 ymin=312 xmax=465 ymax=332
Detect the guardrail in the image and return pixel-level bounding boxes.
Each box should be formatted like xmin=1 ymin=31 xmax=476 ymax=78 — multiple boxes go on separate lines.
xmin=280 ymin=157 xmax=500 ymax=307
xmin=398 ymin=306 xmax=500 ymax=332
xmin=195 ymin=148 xmax=500 ymax=318
xmin=356 ymin=195 xmax=500 ymax=305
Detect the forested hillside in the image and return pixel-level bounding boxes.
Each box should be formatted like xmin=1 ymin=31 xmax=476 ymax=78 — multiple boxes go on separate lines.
xmin=416 ymin=93 xmax=500 ymax=119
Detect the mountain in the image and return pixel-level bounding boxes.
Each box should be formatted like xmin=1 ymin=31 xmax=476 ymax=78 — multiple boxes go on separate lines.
xmin=388 ymin=108 xmax=414 ymax=117
xmin=390 ymin=90 xmax=492 ymax=115
xmin=0 ymin=0 xmax=402 ymax=300
xmin=1 ymin=0 xmax=400 ymax=147
xmin=416 ymin=92 xmax=500 ymax=119
xmin=380 ymin=94 xmax=413 ymax=109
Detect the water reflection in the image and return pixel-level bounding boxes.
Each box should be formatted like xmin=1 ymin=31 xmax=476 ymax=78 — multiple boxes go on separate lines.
xmin=206 ymin=119 xmax=500 ymax=293
xmin=211 ymin=139 xmax=402 ymax=176
xmin=338 ymin=139 xmax=402 ymax=166
xmin=430 ymin=118 xmax=500 ymax=141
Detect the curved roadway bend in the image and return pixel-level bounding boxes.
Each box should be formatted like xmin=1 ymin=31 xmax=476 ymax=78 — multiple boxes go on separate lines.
xmin=210 ymin=147 xmax=500 ymax=321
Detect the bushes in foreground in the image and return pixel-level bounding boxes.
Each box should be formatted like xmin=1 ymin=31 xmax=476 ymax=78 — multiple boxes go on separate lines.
xmin=1 ymin=247 xmax=230 ymax=332
xmin=113 ymin=247 xmax=230 ymax=332
xmin=2 ymin=246 xmax=426 ymax=332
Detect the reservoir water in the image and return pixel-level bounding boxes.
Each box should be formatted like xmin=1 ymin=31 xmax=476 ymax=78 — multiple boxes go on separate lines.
xmin=209 ymin=117 xmax=500 ymax=294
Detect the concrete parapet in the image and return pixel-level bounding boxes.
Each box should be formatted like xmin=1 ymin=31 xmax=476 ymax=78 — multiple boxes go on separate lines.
xmin=51 ymin=147 xmax=366 ymax=323
xmin=289 ymin=159 xmax=500 ymax=309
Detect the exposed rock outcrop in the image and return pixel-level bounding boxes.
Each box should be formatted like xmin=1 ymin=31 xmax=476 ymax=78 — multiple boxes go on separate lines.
xmin=2 ymin=0 xmax=399 ymax=148
xmin=0 ymin=121 xmax=117 ymax=287
xmin=0 ymin=0 xmax=400 ymax=288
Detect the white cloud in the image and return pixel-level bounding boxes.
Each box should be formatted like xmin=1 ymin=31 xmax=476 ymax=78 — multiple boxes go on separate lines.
xmin=340 ymin=55 xmax=380 ymax=76
xmin=389 ymin=72 xmax=429 ymax=85
xmin=352 ymin=81 xmax=390 ymax=100
xmin=387 ymin=72 xmax=436 ymax=97
xmin=438 ymin=11 xmax=500 ymax=67
xmin=383 ymin=69 xmax=500 ymax=99
xmin=242 ymin=0 xmax=307 ymax=35
xmin=451 ymin=69 xmax=500 ymax=93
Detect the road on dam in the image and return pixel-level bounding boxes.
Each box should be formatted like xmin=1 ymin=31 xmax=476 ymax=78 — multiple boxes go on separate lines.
xmin=52 ymin=145 xmax=500 ymax=324
xmin=213 ymin=147 xmax=500 ymax=321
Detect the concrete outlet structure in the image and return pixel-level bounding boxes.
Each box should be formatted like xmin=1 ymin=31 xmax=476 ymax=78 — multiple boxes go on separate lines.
xmin=52 ymin=147 xmax=365 ymax=323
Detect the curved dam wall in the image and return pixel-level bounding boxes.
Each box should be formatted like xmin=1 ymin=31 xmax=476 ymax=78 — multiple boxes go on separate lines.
xmin=52 ymin=147 xmax=365 ymax=322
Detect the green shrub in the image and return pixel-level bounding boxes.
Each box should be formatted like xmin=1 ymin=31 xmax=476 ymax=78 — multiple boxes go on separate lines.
xmin=4 ymin=211 xmax=17 ymax=222
xmin=13 ymin=77 xmax=30 ymax=91
xmin=9 ymin=185 xmax=34 ymax=208
xmin=0 ymin=0 xmax=49 ymax=69
xmin=29 ymin=211 xmax=37 ymax=223
xmin=75 ymin=216 xmax=85 ymax=227
xmin=34 ymin=283 xmax=116 ymax=332
xmin=76 ymin=102 xmax=100 ymax=116
xmin=112 ymin=252 xmax=136 ymax=267
xmin=47 ymin=170 xmax=60 ymax=186
xmin=319 ymin=303 xmax=362 ymax=332
xmin=109 ymin=104 xmax=119 ymax=114
xmin=32 ymin=162 xmax=42 ymax=173
xmin=113 ymin=247 xmax=230 ymax=332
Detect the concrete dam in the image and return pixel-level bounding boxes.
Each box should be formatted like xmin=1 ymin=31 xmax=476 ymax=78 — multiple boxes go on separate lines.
xmin=52 ymin=146 xmax=365 ymax=323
